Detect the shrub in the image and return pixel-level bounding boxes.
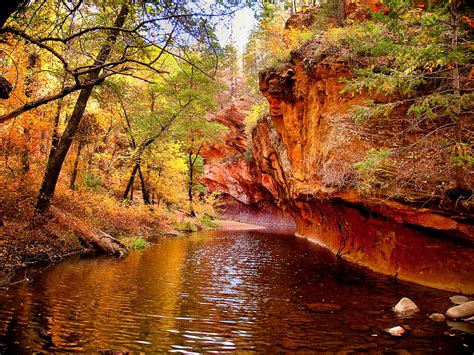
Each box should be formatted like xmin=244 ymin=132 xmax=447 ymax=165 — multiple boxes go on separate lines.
xmin=200 ymin=213 xmax=218 ymax=228
xmin=130 ymin=236 xmax=151 ymax=249
xmin=174 ymin=221 xmax=198 ymax=233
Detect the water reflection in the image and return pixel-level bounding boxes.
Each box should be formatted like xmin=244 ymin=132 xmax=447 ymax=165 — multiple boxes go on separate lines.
xmin=0 ymin=230 xmax=472 ymax=352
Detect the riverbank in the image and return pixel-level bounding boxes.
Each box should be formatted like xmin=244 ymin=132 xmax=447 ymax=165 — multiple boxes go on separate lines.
xmin=0 ymin=186 xmax=218 ymax=285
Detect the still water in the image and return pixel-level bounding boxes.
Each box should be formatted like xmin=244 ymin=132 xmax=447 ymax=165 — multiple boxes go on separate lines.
xmin=0 ymin=230 xmax=473 ymax=353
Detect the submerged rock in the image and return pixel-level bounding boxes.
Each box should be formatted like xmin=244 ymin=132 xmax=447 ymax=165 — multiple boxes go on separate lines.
xmin=349 ymin=324 xmax=371 ymax=331
xmin=445 ymin=301 xmax=474 ymax=319
xmin=306 ymin=303 xmax=342 ymax=312
xmin=411 ymin=329 xmax=436 ymax=338
xmin=429 ymin=313 xmax=446 ymax=322
xmin=447 ymin=320 xmax=474 ymax=335
xmin=386 ymin=326 xmax=405 ymax=337
xmin=393 ymin=297 xmax=419 ymax=316
xmin=450 ymin=295 xmax=470 ymax=305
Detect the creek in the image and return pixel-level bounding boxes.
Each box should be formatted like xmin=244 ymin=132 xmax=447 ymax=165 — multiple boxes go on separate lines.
xmin=0 ymin=229 xmax=472 ymax=352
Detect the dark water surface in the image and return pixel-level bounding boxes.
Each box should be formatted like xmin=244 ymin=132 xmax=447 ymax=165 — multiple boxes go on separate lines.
xmin=0 ymin=230 xmax=473 ymax=353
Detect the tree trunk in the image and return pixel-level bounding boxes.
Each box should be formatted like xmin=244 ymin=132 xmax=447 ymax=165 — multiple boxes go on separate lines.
xmin=51 ymin=75 xmax=67 ymax=150
xmin=123 ymin=162 xmax=139 ymax=200
xmin=50 ymin=206 xmax=127 ymax=256
xmin=450 ymin=4 xmax=467 ymax=191
xmin=188 ymin=152 xmax=195 ymax=216
xmin=291 ymin=0 xmax=297 ymax=14
xmin=337 ymin=0 xmax=346 ymax=27
xmin=36 ymin=4 xmax=130 ymax=213
xmin=187 ymin=143 xmax=203 ymax=217
xmin=69 ymin=141 xmax=83 ymax=190
xmin=138 ymin=165 xmax=150 ymax=205
xmin=21 ymin=128 xmax=30 ymax=173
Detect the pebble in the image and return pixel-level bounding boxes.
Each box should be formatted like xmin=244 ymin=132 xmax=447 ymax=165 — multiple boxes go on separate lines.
xmin=445 ymin=301 xmax=474 ymax=319
xmin=386 ymin=326 xmax=405 ymax=337
xmin=429 ymin=313 xmax=445 ymax=322
xmin=393 ymin=297 xmax=419 ymax=316
xmin=450 ymin=295 xmax=470 ymax=305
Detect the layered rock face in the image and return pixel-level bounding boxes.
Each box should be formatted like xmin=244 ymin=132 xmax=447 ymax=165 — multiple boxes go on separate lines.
xmin=201 ymin=97 xmax=294 ymax=227
xmin=252 ymin=52 xmax=474 ymax=293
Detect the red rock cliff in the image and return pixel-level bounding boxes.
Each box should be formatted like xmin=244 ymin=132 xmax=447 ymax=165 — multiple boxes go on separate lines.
xmin=251 ymin=47 xmax=474 ymax=293
xmin=201 ymin=92 xmax=294 ymax=226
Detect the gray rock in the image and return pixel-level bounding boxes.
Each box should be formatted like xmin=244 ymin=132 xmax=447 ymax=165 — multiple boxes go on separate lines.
xmin=450 ymin=295 xmax=470 ymax=305
xmin=429 ymin=313 xmax=445 ymax=322
xmin=393 ymin=297 xmax=419 ymax=316
xmin=445 ymin=301 xmax=474 ymax=319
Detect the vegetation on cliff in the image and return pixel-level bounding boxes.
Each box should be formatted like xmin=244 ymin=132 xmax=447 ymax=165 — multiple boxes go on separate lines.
xmin=244 ymin=0 xmax=473 ymax=213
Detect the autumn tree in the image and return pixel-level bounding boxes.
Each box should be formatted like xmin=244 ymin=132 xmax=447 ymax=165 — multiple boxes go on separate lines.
xmin=0 ymin=0 xmax=245 ymax=213
xmin=169 ymin=60 xmax=227 ymax=215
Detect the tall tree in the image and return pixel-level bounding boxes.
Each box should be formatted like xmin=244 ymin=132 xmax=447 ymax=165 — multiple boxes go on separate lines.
xmin=36 ymin=3 xmax=131 ymax=212
xmin=0 ymin=0 xmax=242 ymax=212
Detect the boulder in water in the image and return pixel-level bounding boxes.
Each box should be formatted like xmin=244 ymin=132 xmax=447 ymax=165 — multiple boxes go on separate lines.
xmin=429 ymin=313 xmax=445 ymax=322
xmin=386 ymin=326 xmax=405 ymax=336
xmin=393 ymin=297 xmax=419 ymax=316
xmin=445 ymin=301 xmax=474 ymax=319
xmin=449 ymin=295 xmax=470 ymax=305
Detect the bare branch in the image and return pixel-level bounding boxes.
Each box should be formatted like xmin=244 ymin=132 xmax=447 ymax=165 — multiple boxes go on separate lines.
xmin=1 ymin=26 xmax=74 ymax=75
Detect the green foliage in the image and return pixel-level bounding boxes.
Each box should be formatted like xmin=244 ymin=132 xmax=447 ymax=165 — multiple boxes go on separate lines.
xmin=353 ymin=149 xmax=392 ymax=194
xmin=200 ymin=213 xmax=218 ymax=228
xmin=354 ymin=149 xmax=391 ymax=172
xmin=82 ymin=170 xmax=102 ymax=190
xmin=245 ymin=100 xmax=269 ymax=135
xmin=340 ymin=67 xmax=425 ymax=97
xmin=407 ymin=93 xmax=474 ymax=122
xmin=333 ymin=6 xmax=472 ymax=108
xmin=130 ymin=236 xmax=151 ymax=250
xmin=174 ymin=221 xmax=199 ymax=233
xmin=333 ymin=4 xmax=472 ymax=194
xmin=351 ymin=100 xmax=396 ymax=124
xmin=325 ymin=22 xmax=392 ymax=57
xmin=450 ymin=144 xmax=474 ymax=168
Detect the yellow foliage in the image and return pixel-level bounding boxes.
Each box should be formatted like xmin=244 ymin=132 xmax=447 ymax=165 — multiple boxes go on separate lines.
xmin=261 ymin=22 xmax=314 ymax=64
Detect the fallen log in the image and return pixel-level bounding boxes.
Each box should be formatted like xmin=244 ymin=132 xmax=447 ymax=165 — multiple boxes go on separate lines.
xmin=50 ymin=206 xmax=127 ymax=256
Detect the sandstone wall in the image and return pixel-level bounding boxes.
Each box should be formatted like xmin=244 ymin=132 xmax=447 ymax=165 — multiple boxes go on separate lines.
xmin=252 ymin=53 xmax=474 ymax=293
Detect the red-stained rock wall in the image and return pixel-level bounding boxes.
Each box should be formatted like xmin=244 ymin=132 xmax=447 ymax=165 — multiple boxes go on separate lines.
xmin=200 ymin=96 xmax=294 ymax=227
xmin=201 ymin=34 xmax=473 ymax=293
xmin=252 ymin=54 xmax=474 ymax=293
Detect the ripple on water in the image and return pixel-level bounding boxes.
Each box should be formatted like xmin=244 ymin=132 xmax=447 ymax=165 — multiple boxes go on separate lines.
xmin=0 ymin=230 xmax=472 ymax=353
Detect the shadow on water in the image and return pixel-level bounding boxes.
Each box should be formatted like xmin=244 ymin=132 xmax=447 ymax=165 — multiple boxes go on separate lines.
xmin=0 ymin=229 xmax=473 ymax=353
